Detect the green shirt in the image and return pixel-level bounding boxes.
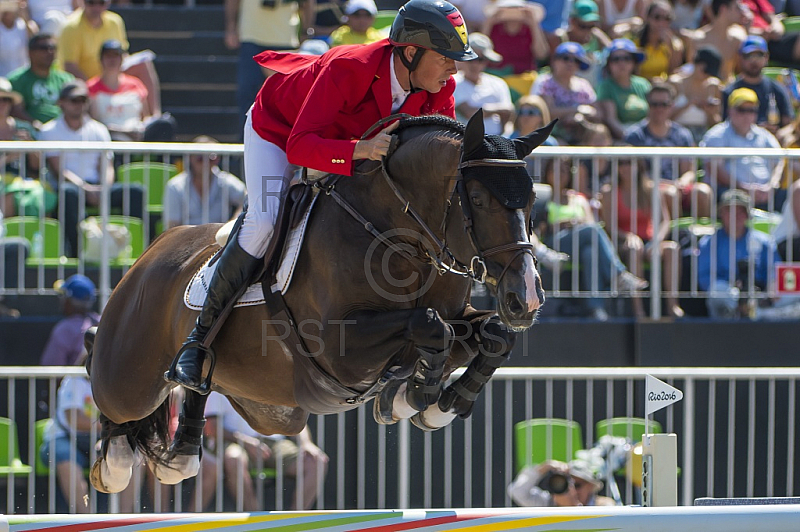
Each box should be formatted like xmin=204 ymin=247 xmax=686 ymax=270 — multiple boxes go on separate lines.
xmin=7 ymin=67 xmax=74 ymax=124
xmin=596 ymin=75 xmax=651 ymax=126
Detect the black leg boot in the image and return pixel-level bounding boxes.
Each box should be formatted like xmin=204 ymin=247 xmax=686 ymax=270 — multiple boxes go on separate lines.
xmin=165 ymin=239 xmax=261 ymax=394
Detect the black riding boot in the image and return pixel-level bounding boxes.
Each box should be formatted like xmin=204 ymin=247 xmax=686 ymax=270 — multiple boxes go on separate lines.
xmin=165 ymin=239 xmax=261 ymax=394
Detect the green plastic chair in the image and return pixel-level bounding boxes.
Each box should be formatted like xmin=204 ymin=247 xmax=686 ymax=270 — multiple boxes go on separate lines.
xmin=117 ymin=162 xmax=178 ymax=215
xmin=783 ymin=16 xmax=800 ymax=34
xmin=748 ymin=208 xmax=781 ymax=235
xmin=34 ymin=418 xmax=51 ymax=476
xmin=595 ymin=417 xmax=663 ymax=444
xmin=0 ymin=417 xmax=33 ymax=476
xmin=514 ymin=418 xmax=584 ymax=473
xmin=372 ymin=10 xmax=396 ymax=30
xmin=2 ymin=216 xmax=77 ymax=267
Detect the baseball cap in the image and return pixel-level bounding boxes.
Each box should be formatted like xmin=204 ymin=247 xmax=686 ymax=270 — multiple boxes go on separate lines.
xmin=740 ymin=35 xmax=768 ymax=55
xmin=468 ymin=32 xmax=503 ymax=63
xmin=55 ymin=274 xmax=96 ymax=303
xmin=344 ymin=0 xmax=377 ymax=16
xmin=728 ymin=87 xmax=759 ymax=108
xmin=606 ymin=38 xmax=645 ymax=63
xmin=719 ymin=189 xmax=752 ymax=211
xmin=59 ymin=79 xmax=88 ymax=100
xmin=100 ymin=39 xmax=124 ymax=55
xmin=572 ymin=0 xmax=600 ymax=22
xmin=554 ymin=41 xmax=591 ymax=70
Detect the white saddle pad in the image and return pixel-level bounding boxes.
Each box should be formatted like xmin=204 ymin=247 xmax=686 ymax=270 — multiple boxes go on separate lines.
xmin=184 ymin=193 xmax=318 ymax=310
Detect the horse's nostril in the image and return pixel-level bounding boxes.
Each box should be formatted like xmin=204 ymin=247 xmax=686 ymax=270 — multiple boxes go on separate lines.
xmin=505 ymin=292 xmax=525 ymax=316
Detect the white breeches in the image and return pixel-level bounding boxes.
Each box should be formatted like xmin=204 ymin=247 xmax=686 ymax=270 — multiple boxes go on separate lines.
xmin=237 ymin=109 xmax=291 ymax=258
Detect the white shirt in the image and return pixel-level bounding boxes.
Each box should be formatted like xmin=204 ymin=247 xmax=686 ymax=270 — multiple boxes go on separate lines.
xmin=27 ymin=0 xmax=73 ymax=27
xmin=453 ymin=71 xmax=513 ymax=135
xmin=39 ymin=115 xmax=113 ymax=184
xmin=44 ymin=376 xmax=95 ymax=442
xmin=164 ymin=166 xmax=246 ymax=227
xmin=0 ymin=17 xmax=29 ymax=77
xmin=389 ymin=54 xmax=410 ymax=113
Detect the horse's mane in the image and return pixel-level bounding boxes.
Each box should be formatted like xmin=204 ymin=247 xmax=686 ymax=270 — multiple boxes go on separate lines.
xmin=387 ymin=116 xmax=464 ymax=179
xmin=395 ymin=115 xmax=465 ymax=138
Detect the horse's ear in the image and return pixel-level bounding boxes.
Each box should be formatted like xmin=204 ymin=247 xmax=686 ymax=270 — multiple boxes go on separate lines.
xmin=462 ymin=108 xmax=485 ymax=159
xmin=513 ymin=119 xmax=558 ymax=159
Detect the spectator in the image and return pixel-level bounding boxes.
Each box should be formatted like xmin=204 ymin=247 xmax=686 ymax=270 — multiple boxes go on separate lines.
xmin=698 ymin=189 xmax=779 ymax=318
xmin=740 ymin=0 xmax=800 ymax=66
xmin=8 ymin=33 xmax=73 ymax=127
xmin=329 ymin=0 xmax=382 ymax=47
xmin=87 ymin=39 xmax=175 ymax=142
xmin=597 ymin=0 xmax=647 ymax=38
xmin=56 ymin=0 xmax=162 ymax=116
xmin=684 ymin=0 xmax=747 ymax=83
xmin=508 ymin=459 xmax=616 ymax=506
xmin=225 ymin=0 xmax=315 ymax=134
xmin=39 ymin=79 xmax=144 ymax=256
xmin=204 ymin=392 xmax=329 ymax=511
xmin=671 ymin=0 xmax=706 ymax=32
xmin=669 ymin=46 xmax=723 ymax=142
xmin=39 ymin=352 xmax=137 ymax=513
xmin=0 ymin=0 xmax=37 ymax=77
xmin=164 ymin=136 xmax=246 ymax=230
xmin=510 ymin=94 xmax=555 ymax=140
xmin=599 ymin=154 xmax=684 ymax=318
xmin=553 ymin=0 xmax=612 ymax=86
xmin=530 ymin=41 xmax=595 ymax=144
xmin=541 ymin=150 xmax=648 ymax=320
xmin=773 ymin=178 xmax=800 ymax=262
xmin=453 ymin=32 xmax=514 ymax=136
xmin=625 ymin=81 xmax=713 ymax=219
xmin=573 ymin=121 xmax=613 ymax=195
xmin=701 ymin=88 xmax=784 ymax=211
xmin=0 ymin=76 xmax=38 ymax=180
xmin=39 ymin=274 xmax=99 ymax=366
xmin=633 ymin=0 xmax=684 ymax=80
xmin=307 ymin=0 xmax=346 ymax=40
xmin=721 ymin=36 xmax=794 ymax=135
xmin=596 ymin=39 xmax=651 ymax=139
xmin=482 ymin=0 xmax=549 ymax=76
xmin=0 ymin=205 xmax=27 ymax=318
xmin=27 ymin=0 xmax=75 ymax=37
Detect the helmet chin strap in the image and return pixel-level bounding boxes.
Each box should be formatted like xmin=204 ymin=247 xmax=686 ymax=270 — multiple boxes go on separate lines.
xmin=396 ymin=46 xmax=426 ymax=93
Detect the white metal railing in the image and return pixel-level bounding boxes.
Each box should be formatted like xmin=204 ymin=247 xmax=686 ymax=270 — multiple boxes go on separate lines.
xmin=1 ymin=366 xmax=798 ymax=514
xmin=1 ymin=143 xmax=798 ymax=318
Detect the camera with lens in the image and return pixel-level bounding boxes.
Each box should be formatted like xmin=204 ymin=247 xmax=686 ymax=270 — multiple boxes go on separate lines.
xmin=537 ymin=470 xmax=572 ymax=495
xmin=261 ymin=0 xmax=277 ymax=8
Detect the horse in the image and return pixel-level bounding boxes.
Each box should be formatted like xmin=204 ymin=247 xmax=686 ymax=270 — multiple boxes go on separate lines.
xmin=86 ymin=110 xmax=555 ymax=494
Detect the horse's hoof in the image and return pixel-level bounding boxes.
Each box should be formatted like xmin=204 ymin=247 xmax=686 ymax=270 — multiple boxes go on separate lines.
xmin=410 ymin=403 xmax=456 ymax=432
xmin=150 ymin=454 xmax=200 ymax=485
xmin=89 ymin=457 xmax=131 ymax=494
xmin=373 ymin=380 xmax=402 ymax=425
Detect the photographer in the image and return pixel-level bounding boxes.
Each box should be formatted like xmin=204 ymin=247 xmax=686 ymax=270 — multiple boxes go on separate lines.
xmin=508 ymin=459 xmax=615 ymax=507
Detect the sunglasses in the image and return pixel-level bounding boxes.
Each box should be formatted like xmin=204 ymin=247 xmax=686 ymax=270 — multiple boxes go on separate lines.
xmin=84 ymin=0 xmax=107 ymax=5
xmin=556 ymin=54 xmax=582 ymax=64
xmin=650 ymin=12 xmax=673 ymax=21
xmin=608 ymin=54 xmax=634 ymax=63
xmin=649 ymin=100 xmax=672 ymax=108
xmin=518 ymin=107 xmax=542 ymax=117
xmin=734 ymin=106 xmax=758 ymax=114
xmin=576 ymin=22 xmax=596 ymax=30
xmin=31 ymin=44 xmax=56 ymax=52
xmin=68 ymin=96 xmax=88 ymax=104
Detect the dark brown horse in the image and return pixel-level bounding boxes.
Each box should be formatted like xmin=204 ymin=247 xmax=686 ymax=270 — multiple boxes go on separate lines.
xmin=87 ymin=111 xmax=554 ymax=492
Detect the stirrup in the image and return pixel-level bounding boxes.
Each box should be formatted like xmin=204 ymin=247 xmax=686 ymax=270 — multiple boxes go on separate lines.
xmin=163 ymin=341 xmax=216 ymax=395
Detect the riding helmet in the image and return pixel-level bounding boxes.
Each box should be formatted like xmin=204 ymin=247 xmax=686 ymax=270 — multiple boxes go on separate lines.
xmin=390 ymin=0 xmax=478 ymax=61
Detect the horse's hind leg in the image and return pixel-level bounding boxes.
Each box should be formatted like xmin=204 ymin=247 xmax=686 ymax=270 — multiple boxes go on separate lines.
xmin=90 ymin=415 xmax=137 ymax=493
xmin=149 ymin=389 xmax=207 ymax=485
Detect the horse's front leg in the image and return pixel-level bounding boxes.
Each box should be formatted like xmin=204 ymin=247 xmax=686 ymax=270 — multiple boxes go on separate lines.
xmin=413 ymin=309 xmax=516 ymax=431
xmin=150 ymin=389 xmax=208 ymax=485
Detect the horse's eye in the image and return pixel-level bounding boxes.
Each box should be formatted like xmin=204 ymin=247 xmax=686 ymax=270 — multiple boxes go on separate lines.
xmin=471 ymin=195 xmax=483 ymax=207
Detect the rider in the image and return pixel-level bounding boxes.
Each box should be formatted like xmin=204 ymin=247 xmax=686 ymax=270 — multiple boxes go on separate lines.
xmin=167 ymin=0 xmax=478 ymax=394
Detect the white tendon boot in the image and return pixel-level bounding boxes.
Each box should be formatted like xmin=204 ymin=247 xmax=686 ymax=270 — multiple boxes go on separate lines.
xmin=90 ymin=436 xmax=135 ymax=493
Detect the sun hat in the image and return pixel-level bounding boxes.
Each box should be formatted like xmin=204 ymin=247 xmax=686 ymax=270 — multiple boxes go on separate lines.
xmin=0 ymin=77 xmax=22 ymax=104
xmin=468 ymin=32 xmax=503 ymax=63
xmin=606 ymin=38 xmax=645 ymax=63
xmin=728 ymin=87 xmax=759 ymax=108
xmin=554 ymin=41 xmax=591 ymax=70
xmin=344 ymin=0 xmax=377 ymax=16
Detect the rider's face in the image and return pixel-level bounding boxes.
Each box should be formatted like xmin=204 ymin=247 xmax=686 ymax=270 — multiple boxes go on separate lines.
xmin=409 ymin=49 xmax=458 ymax=93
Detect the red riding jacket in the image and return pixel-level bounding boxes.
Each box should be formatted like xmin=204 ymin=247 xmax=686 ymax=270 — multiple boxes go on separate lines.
xmin=251 ymin=39 xmax=456 ymax=176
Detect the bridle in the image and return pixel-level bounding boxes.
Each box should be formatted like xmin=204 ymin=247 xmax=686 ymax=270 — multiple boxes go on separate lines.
xmin=320 ymin=116 xmax=536 ymax=289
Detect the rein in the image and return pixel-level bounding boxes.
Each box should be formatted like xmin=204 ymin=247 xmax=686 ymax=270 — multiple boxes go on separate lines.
xmin=321 ymin=116 xmax=536 ymax=289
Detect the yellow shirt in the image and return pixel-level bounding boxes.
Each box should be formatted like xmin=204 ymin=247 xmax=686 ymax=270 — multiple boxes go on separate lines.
xmin=329 ymin=26 xmax=384 ymax=47
xmin=239 ymin=0 xmax=299 ymax=48
xmin=638 ymin=41 xmax=671 ymax=81
xmin=57 ymin=9 xmax=128 ymax=79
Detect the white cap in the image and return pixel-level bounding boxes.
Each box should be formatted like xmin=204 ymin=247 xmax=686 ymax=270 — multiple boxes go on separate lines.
xmin=345 ymin=0 xmax=378 ymax=16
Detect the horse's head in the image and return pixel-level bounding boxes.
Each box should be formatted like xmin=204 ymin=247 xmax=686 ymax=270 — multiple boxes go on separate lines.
xmin=458 ymin=110 xmax=556 ymax=330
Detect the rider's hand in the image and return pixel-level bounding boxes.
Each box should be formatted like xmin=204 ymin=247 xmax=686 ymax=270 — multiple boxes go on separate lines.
xmin=353 ymin=121 xmax=399 ymax=161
